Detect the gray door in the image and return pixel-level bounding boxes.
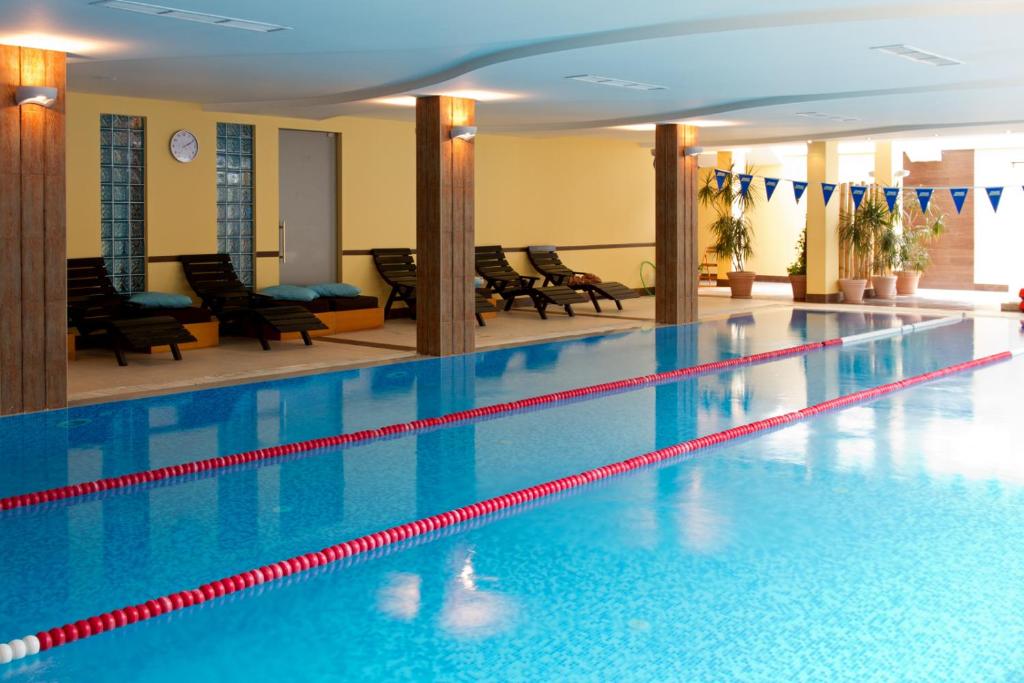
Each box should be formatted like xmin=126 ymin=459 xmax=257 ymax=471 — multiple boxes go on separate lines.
xmin=278 ymin=129 xmax=338 ymax=284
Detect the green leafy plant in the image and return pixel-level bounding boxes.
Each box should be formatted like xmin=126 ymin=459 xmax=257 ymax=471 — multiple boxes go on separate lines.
xmin=838 ymin=194 xmax=895 ymax=277
xmin=787 ymin=228 xmax=807 ymax=276
xmin=698 ymin=166 xmax=761 ymax=272
xmin=897 ymin=202 xmax=946 ymax=272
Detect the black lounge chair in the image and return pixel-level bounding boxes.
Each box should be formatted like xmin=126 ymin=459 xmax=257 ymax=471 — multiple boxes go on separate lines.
xmin=370 ymin=248 xmax=495 ymax=326
xmin=67 ymin=258 xmax=197 ymax=366
xmin=179 ymin=254 xmax=327 ymax=349
xmin=475 ymin=245 xmax=586 ymax=319
xmin=527 ymin=246 xmax=640 ymax=312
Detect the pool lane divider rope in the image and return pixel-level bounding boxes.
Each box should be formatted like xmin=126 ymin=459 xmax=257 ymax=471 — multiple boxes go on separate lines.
xmin=0 ymin=315 xmax=965 ymax=513
xmin=3 ymin=337 xmax=1011 ymax=666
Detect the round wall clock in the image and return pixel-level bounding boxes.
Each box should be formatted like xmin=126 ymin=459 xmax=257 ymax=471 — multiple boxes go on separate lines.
xmin=169 ymin=129 xmax=199 ymax=163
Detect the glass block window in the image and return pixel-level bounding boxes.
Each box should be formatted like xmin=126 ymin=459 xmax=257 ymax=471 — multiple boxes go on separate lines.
xmin=100 ymin=114 xmax=146 ymax=294
xmin=216 ymin=123 xmax=255 ymax=287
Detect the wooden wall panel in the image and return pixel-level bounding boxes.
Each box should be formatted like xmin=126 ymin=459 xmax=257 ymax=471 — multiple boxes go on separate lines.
xmin=0 ymin=44 xmax=67 ymax=414
xmin=416 ymin=96 xmax=475 ymax=356
xmin=654 ymin=124 xmax=698 ymax=325
xmin=903 ymin=150 xmax=975 ymax=289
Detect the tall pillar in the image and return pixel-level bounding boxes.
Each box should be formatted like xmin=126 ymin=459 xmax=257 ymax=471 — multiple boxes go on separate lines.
xmin=654 ymin=124 xmax=698 ymax=325
xmin=806 ymin=141 xmax=840 ymax=303
xmin=0 ymin=45 xmax=67 ymax=414
xmin=415 ymin=95 xmax=475 ymax=356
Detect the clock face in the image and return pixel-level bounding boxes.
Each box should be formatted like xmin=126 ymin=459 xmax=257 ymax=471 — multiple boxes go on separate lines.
xmin=170 ymin=129 xmax=199 ymax=163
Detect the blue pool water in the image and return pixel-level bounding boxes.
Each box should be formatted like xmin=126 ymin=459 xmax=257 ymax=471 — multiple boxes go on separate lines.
xmin=2 ymin=309 xmax=1023 ymax=681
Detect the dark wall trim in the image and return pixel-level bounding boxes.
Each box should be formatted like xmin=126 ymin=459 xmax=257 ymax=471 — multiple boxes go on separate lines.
xmin=805 ymin=293 xmax=842 ymax=303
xmin=256 ymin=251 xmax=280 ymax=258
xmin=341 ymin=242 xmax=655 ymax=257
xmin=149 ymin=251 xmax=281 ymax=263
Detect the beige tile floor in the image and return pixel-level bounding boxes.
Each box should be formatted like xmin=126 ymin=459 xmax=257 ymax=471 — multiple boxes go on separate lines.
xmin=68 ymin=286 xmax=1022 ymax=405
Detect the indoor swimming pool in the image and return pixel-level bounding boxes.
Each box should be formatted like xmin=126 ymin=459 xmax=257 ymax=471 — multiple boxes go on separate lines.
xmin=2 ymin=309 xmax=1023 ymax=681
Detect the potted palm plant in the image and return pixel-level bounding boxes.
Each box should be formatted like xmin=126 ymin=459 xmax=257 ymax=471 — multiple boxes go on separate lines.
xmin=698 ymin=166 xmax=760 ymax=298
xmin=787 ymin=228 xmax=807 ymax=301
xmin=838 ymin=195 xmax=893 ymax=304
xmin=896 ymin=203 xmax=945 ymax=295
xmin=871 ymin=218 xmax=900 ymax=299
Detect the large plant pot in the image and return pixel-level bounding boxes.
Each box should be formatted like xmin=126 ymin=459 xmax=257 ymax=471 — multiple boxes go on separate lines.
xmin=839 ymin=278 xmax=867 ymax=304
xmin=789 ymin=275 xmax=807 ymax=301
xmin=871 ymin=275 xmax=898 ymax=300
xmin=896 ymin=271 xmax=921 ymax=296
xmin=727 ymin=271 xmax=756 ymax=299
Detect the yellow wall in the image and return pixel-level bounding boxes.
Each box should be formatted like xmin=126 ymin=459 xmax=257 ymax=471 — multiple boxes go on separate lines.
xmin=745 ymin=162 xmax=805 ymax=276
xmin=67 ymin=92 xmax=655 ymax=301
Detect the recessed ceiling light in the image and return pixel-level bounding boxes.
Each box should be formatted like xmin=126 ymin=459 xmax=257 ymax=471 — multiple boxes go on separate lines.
xmin=91 ymin=0 xmax=291 ymax=32
xmin=612 ymin=124 xmax=656 ymax=132
xmin=440 ymin=89 xmax=517 ymax=102
xmin=0 ymin=32 xmax=109 ymax=53
xmin=871 ymin=44 xmax=962 ymax=67
xmin=566 ymin=74 xmax=667 ymax=91
xmin=678 ymin=119 xmax=739 ymax=128
xmin=373 ymin=96 xmax=417 ymax=107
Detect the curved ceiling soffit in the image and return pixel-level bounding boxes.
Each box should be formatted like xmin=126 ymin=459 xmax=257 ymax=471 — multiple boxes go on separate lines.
xmin=203 ymin=0 xmax=1024 ymax=115
xmin=705 ymin=118 xmax=1024 ymax=148
xmin=487 ymin=77 xmax=1024 ymax=133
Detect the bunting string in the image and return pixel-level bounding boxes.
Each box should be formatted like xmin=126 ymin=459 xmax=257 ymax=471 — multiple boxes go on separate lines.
xmin=711 ymin=168 xmax=1017 ymax=214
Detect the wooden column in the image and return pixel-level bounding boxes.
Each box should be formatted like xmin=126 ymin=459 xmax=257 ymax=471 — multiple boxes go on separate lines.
xmin=654 ymin=124 xmax=698 ymax=325
xmin=416 ymin=95 xmax=475 ymax=356
xmin=0 ymin=45 xmax=67 ymax=414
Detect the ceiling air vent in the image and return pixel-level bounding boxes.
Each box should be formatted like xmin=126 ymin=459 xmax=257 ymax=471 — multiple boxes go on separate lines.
xmin=795 ymin=112 xmax=860 ymax=123
xmin=871 ymin=45 xmax=963 ymax=67
xmin=91 ymin=0 xmax=292 ymax=32
xmin=565 ymin=75 xmax=667 ymax=91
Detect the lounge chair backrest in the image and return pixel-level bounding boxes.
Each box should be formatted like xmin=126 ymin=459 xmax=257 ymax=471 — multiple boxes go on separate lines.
xmin=67 ymin=258 xmax=121 ymax=304
xmin=527 ymin=246 xmax=575 ymax=280
xmin=475 ymin=245 xmax=524 ymax=284
xmin=370 ymin=248 xmax=417 ymax=287
xmin=66 ymin=258 xmax=125 ymax=331
xmin=179 ymin=254 xmax=248 ymax=297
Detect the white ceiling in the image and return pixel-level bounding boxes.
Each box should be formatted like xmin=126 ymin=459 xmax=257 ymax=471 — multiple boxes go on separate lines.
xmin=3 ymin=0 xmax=1024 ymax=144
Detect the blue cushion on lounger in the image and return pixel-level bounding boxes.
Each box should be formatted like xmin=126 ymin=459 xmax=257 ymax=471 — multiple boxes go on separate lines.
xmin=473 ymin=276 xmax=485 ymax=288
xmin=129 ymin=291 xmax=193 ymax=309
xmin=309 ymin=282 xmax=360 ymax=298
xmin=259 ymin=285 xmax=320 ymax=302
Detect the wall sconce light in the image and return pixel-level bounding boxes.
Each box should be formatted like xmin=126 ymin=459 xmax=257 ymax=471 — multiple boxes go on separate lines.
xmin=15 ymin=86 xmax=58 ymax=108
xmin=450 ymin=125 xmax=477 ymax=141
xmin=682 ymin=145 xmax=704 ymax=157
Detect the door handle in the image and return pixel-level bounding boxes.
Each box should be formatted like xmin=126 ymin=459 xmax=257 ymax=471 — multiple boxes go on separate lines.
xmin=279 ymin=221 xmax=286 ymax=263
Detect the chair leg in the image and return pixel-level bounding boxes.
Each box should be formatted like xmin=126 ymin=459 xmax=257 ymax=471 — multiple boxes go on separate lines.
xmin=113 ymin=342 xmax=128 ymax=367
xmin=588 ymin=290 xmax=601 ymax=313
xmin=565 ymin=304 xmax=575 ymax=317
xmin=503 ymin=297 xmax=515 ymax=312
xmin=536 ymin=300 xmax=548 ymax=320
xmin=615 ymin=299 xmax=623 ymax=310
xmin=300 ymin=330 xmax=313 ymax=346
xmin=170 ymin=343 xmax=183 ymax=361
xmin=383 ymin=289 xmax=397 ymax=318
xmin=257 ymin=329 xmax=271 ymax=351
xmin=476 ymin=313 xmax=485 ymax=327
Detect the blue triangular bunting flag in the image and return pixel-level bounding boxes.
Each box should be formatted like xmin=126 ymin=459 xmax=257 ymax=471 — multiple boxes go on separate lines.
xmin=883 ymin=187 xmax=900 ymax=212
xmin=949 ymin=187 xmax=968 ymax=214
xmin=915 ymin=188 xmax=934 ymax=213
xmin=792 ymin=181 xmax=808 ymax=202
xmin=821 ymin=183 xmax=837 ymax=205
xmin=714 ymin=169 xmax=729 ymax=190
xmin=986 ymin=187 xmax=1003 ymax=212
xmin=763 ymin=177 xmax=779 ymax=202
xmin=738 ymin=173 xmax=753 ymax=197
xmin=850 ymin=185 xmax=868 ymax=210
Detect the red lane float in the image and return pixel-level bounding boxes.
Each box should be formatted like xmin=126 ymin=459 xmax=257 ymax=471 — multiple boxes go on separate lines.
xmin=1 ymin=348 xmax=1008 ymax=664
xmin=0 ymin=339 xmax=841 ymax=512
